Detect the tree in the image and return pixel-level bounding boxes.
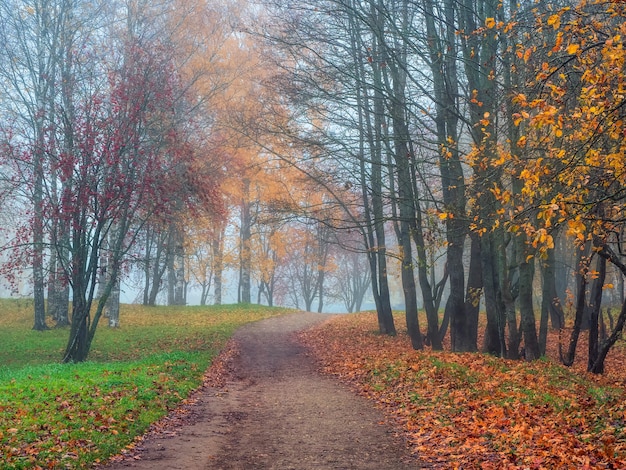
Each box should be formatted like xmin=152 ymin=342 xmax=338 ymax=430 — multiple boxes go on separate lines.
xmin=329 ymin=234 xmax=372 ymax=313
xmin=0 ymin=0 xmax=79 ymax=330
xmin=507 ymin=0 xmax=626 ymax=371
xmin=60 ymin=32 xmax=215 ymax=361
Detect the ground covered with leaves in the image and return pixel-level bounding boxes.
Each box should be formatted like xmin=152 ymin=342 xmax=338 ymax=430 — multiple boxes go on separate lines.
xmin=0 ymin=301 xmax=290 ymax=469
xmin=300 ymin=312 xmax=626 ymax=469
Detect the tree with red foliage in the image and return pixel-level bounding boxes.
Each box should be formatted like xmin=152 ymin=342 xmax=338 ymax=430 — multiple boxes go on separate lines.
xmin=60 ymin=38 xmax=217 ymax=362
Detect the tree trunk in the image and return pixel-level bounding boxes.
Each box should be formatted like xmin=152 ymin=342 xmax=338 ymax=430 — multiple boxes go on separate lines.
xmin=32 ymin=146 xmax=47 ymax=331
xmin=377 ymin=0 xmax=423 ymax=349
xmin=212 ymin=221 xmax=225 ymax=305
xmin=239 ymin=179 xmax=252 ymax=304
xmin=499 ymin=234 xmax=520 ymax=359
xmin=519 ymin=250 xmax=540 ymax=360
xmin=146 ymin=229 xmax=168 ymax=306
xmin=540 ymin=245 xmax=565 ymax=354
xmin=349 ymin=3 xmax=395 ymax=335
xmin=422 ymin=0 xmax=468 ymax=351
xmin=200 ymin=281 xmax=209 ymax=306
xmin=48 ymin=223 xmax=70 ymax=327
xmin=168 ymin=224 xmax=185 ymax=306
xmin=64 ymin=300 xmax=90 ymax=362
xmin=142 ymin=226 xmax=153 ymax=305
xmin=463 ymin=232 xmax=482 ymax=351
xmin=587 ymin=254 xmax=606 ymax=372
xmin=317 ymin=268 xmax=325 ymax=313
xmin=107 ymin=277 xmax=120 ymax=328
xmin=561 ymin=243 xmax=591 ymax=366
xmin=481 ymin=233 xmax=506 ymax=356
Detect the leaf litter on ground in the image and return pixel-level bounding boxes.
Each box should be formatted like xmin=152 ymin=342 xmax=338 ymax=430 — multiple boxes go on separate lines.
xmin=0 ymin=302 xmax=291 ymax=469
xmin=299 ymin=312 xmax=626 ymax=469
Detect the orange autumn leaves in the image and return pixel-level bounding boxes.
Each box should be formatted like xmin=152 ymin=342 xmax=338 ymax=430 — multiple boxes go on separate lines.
xmin=490 ymin=0 xmax=626 ymax=251
xmin=301 ymin=313 xmax=626 ymax=469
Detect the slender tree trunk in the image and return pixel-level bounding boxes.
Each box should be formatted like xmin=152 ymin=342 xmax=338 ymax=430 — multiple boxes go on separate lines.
xmin=481 ymin=233 xmax=506 ymax=356
xmin=519 ymin=249 xmax=540 ymax=360
xmin=167 ymin=234 xmax=175 ymax=305
xmin=147 ymin=230 xmax=168 ymax=306
xmin=105 ymin=223 xmax=121 ymax=327
xmin=349 ymin=4 xmax=395 ymax=335
xmin=212 ymin=223 xmax=224 ymax=305
xmin=239 ymin=179 xmax=252 ymax=304
xmin=499 ymin=234 xmax=520 ymax=359
xmin=32 ymin=147 xmax=48 ymax=331
xmin=463 ymin=232 xmax=482 ymax=350
xmin=587 ymin=254 xmax=606 ymax=371
xmin=107 ymin=277 xmax=121 ymax=328
xmin=317 ymin=269 xmax=325 ymax=313
xmin=200 ymin=281 xmax=209 ymax=306
xmin=423 ymin=0 xmax=468 ymax=351
xmin=142 ymin=226 xmax=153 ymax=305
xmin=459 ymin=0 xmax=503 ymax=355
xmin=48 ymin=221 xmax=70 ymax=327
xmin=540 ymin=245 xmax=565 ymax=354
xmin=561 ymin=242 xmax=591 ymax=366
xmin=388 ymin=69 xmax=422 ymax=348
xmin=170 ymin=225 xmax=185 ymax=306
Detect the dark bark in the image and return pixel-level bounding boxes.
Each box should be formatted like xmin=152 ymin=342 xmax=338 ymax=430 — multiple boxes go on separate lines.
xmin=500 ymin=234 xmax=520 ymax=359
xmin=459 ymin=0 xmax=502 ymax=354
xmin=519 ymin=254 xmax=540 ymax=360
xmin=481 ymin=233 xmax=506 ymax=357
xmin=587 ymin=239 xmax=626 ymax=373
xmin=48 ymin=221 xmax=70 ymax=327
xmin=540 ymin=245 xmax=565 ymax=355
xmin=560 ymin=243 xmax=591 ymax=367
xmin=349 ymin=3 xmax=395 ymax=335
xmin=587 ymin=254 xmax=606 ymax=372
xmin=422 ymin=0 xmax=469 ymax=352
xmin=462 ymin=232 xmax=482 ymax=351
xmin=384 ymin=18 xmax=422 ymax=348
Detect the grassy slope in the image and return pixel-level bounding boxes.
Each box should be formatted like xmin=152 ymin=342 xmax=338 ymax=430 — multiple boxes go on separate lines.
xmin=301 ymin=311 xmax=626 ymax=469
xmin=0 ymin=300 xmax=291 ymax=469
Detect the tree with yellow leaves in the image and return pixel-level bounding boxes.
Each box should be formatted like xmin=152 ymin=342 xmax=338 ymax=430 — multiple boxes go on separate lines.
xmin=506 ymin=0 xmax=626 ymax=372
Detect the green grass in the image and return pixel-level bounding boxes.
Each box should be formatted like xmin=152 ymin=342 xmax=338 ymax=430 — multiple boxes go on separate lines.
xmin=0 ymin=300 xmax=293 ymax=468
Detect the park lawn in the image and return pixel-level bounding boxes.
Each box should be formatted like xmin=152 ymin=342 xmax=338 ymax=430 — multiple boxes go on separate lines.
xmin=301 ymin=311 xmax=626 ymax=469
xmin=0 ymin=300 xmax=292 ymax=469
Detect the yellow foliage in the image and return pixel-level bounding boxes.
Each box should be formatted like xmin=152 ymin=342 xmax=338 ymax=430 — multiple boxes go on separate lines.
xmin=547 ymin=14 xmax=561 ymax=30
xmin=567 ymin=43 xmax=580 ymax=55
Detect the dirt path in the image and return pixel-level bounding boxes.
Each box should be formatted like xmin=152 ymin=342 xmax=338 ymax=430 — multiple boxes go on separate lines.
xmin=103 ymin=312 xmax=418 ymax=469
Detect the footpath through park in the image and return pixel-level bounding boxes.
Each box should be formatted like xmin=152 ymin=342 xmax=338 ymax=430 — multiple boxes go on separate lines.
xmin=102 ymin=312 xmax=418 ymax=469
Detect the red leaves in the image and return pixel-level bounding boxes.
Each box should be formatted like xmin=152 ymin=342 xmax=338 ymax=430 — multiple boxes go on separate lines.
xmin=301 ymin=313 xmax=626 ymax=468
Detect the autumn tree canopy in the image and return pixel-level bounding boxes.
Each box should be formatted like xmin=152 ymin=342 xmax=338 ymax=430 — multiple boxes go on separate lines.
xmin=1 ymin=0 xmax=626 ymax=372
xmin=251 ymin=0 xmax=626 ymax=373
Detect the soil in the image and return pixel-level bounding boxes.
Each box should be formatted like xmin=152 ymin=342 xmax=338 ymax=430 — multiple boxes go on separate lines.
xmin=102 ymin=312 xmax=419 ymax=470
